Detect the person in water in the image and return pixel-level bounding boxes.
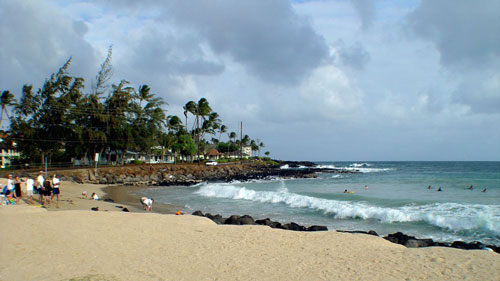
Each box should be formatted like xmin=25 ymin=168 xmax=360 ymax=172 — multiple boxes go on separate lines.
xmin=482 ymin=188 xmax=487 ymax=192
xmin=437 ymin=187 xmax=442 ymax=192
xmin=427 ymin=185 xmax=432 ymax=190
xmin=469 ymin=185 xmax=473 ymax=190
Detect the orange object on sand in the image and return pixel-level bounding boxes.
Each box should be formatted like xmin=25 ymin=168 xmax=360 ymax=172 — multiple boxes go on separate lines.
xmin=176 ymin=210 xmax=182 ymax=215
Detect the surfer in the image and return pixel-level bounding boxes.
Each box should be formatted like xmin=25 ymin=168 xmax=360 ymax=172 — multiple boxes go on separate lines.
xmin=437 ymin=187 xmax=442 ymax=192
xmin=482 ymin=188 xmax=486 ymax=193
xmin=468 ymin=185 xmax=473 ymax=190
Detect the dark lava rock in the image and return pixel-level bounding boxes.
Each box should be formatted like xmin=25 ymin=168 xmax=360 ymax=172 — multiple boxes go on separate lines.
xmin=307 ymin=225 xmax=328 ymax=231
xmin=337 ymin=230 xmax=379 ymax=236
xmin=236 ymin=215 xmax=255 ymax=225
xmin=91 ymin=207 xmax=99 ymax=211
xmin=192 ymin=210 xmax=204 ymax=217
xmin=405 ymin=239 xmax=435 ymax=248
xmin=122 ymin=208 xmax=129 ymax=212
xmin=255 ymin=218 xmax=273 ymax=226
xmin=103 ymin=198 xmax=114 ymax=202
xmin=485 ymin=245 xmax=500 ymax=254
xmin=224 ymin=215 xmax=241 ymax=225
xmin=383 ymin=232 xmax=416 ymax=245
xmin=280 ymin=222 xmax=306 ymax=231
xmin=450 ymin=241 xmax=484 ymax=250
xmin=205 ymin=213 xmax=225 ymax=225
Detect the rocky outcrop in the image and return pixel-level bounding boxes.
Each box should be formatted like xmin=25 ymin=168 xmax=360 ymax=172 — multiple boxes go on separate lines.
xmin=192 ymin=211 xmax=328 ymax=232
xmin=12 ymin=160 xmax=323 ymax=186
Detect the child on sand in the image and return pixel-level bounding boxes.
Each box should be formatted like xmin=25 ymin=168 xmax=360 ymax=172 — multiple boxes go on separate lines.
xmin=140 ymin=197 xmax=153 ymax=211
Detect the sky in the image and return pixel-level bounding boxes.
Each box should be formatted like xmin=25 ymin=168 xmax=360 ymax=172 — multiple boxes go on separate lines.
xmin=1 ymin=0 xmax=499 ymax=161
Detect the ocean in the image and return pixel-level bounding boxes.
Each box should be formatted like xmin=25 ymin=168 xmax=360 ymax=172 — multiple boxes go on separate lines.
xmin=138 ymin=161 xmax=500 ymax=245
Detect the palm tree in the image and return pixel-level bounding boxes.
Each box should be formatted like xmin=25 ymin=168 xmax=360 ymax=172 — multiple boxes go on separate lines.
xmin=218 ymin=125 xmax=227 ymax=142
xmin=258 ymin=141 xmax=265 ymax=157
xmin=0 ymin=90 xmax=15 ymax=129
xmin=229 ymin=131 xmax=237 ymax=143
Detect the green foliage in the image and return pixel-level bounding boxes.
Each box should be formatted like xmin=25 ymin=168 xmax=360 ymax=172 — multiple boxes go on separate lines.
xmin=6 ymin=50 xmax=270 ymax=167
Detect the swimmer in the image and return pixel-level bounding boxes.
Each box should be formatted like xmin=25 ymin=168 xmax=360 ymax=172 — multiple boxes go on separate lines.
xmin=482 ymin=188 xmax=486 ymax=193
xmin=437 ymin=187 xmax=442 ymax=192
xmin=468 ymin=185 xmax=473 ymax=190
xmin=364 ymin=185 xmax=369 ymax=190
xmin=427 ymin=185 xmax=432 ymax=190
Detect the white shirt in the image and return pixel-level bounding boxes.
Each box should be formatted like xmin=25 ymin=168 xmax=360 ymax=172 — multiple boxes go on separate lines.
xmin=7 ymin=179 xmax=14 ymax=191
xmin=37 ymin=175 xmax=44 ymax=187
xmin=53 ymin=177 xmax=60 ymax=188
xmin=26 ymin=179 xmax=34 ymax=191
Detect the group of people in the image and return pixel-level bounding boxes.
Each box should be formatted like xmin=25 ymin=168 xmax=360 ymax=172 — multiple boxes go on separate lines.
xmin=1 ymin=172 xmax=61 ymax=207
xmin=427 ymin=185 xmax=486 ymax=192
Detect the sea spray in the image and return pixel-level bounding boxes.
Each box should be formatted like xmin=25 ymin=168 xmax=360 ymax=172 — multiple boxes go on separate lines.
xmin=194 ymin=183 xmax=500 ymax=236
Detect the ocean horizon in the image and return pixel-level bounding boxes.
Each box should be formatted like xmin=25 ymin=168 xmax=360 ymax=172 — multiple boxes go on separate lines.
xmin=139 ymin=161 xmax=500 ymax=245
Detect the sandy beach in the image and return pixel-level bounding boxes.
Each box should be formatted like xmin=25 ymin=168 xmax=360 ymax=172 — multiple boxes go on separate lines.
xmin=1 ymin=179 xmax=499 ymax=281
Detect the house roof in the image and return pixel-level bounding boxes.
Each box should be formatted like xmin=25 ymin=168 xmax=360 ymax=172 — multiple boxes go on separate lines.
xmin=207 ymin=148 xmax=221 ymax=156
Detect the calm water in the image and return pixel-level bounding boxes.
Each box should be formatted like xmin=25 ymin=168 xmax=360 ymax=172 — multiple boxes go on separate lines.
xmin=139 ymin=162 xmax=500 ymax=245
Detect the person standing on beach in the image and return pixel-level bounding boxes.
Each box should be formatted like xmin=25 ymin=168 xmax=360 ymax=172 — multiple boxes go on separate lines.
xmin=51 ymin=174 xmax=61 ymax=207
xmin=36 ymin=172 xmax=45 ymax=205
xmin=43 ymin=178 xmax=52 ymax=207
xmin=25 ymin=177 xmax=34 ymax=204
xmin=14 ymin=176 xmax=22 ymax=203
xmin=6 ymin=175 xmax=15 ymax=197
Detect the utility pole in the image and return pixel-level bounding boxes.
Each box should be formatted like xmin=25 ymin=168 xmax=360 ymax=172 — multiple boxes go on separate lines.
xmin=240 ymin=121 xmax=243 ymax=163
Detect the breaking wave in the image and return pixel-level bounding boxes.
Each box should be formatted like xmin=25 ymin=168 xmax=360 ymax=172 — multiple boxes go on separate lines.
xmin=194 ymin=183 xmax=500 ymax=235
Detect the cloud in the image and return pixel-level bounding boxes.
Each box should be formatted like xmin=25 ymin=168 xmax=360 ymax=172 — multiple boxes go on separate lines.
xmin=408 ymin=0 xmax=500 ymax=66
xmin=452 ymin=71 xmax=500 ymax=114
xmin=333 ymin=41 xmax=370 ymax=70
xmin=0 ymin=0 xmax=97 ymax=95
xmin=350 ymin=0 xmax=375 ymax=30
xmin=154 ymin=0 xmax=330 ymax=85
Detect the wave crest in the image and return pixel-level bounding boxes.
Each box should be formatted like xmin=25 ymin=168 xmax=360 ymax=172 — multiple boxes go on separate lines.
xmin=194 ymin=183 xmax=500 ymax=235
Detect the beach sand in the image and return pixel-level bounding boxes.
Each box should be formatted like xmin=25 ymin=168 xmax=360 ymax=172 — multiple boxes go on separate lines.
xmin=1 ymin=180 xmax=499 ymax=280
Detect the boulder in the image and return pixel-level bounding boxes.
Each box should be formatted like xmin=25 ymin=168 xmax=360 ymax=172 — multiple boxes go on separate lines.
xmin=280 ymin=222 xmax=306 ymax=231
xmin=450 ymin=241 xmax=484 ymax=250
xmin=205 ymin=213 xmax=225 ymax=225
xmin=236 ymin=215 xmax=255 ymax=225
xmin=383 ymin=232 xmax=416 ymax=245
xmin=224 ymin=215 xmax=241 ymax=225
xmin=307 ymin=225 xmax=328 ymax=231
xmin=405 ymin=239 xmax=435 ymax=248
xmin=192 ymin=210 xmax=204 ymax=217
xmin=255 ymin=218 xmax=273 ymax=226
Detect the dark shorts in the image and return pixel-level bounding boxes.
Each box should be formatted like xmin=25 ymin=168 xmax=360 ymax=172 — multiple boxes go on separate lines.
xmin=52 ymin=188 xmax=60 ymax=195
xmin=15 ymin=186 xmax=22 ymax=197
xmin=44 ymin=189 xmax=52 ymax=196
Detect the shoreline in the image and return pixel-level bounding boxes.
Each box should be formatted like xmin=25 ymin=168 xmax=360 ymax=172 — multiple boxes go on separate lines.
xmin=1 ymin=178 xmax=500 ymax=280
xmin=2 ymin=204 xmax=499 ymax=280
xmin=101 ymin=184 xmax=181 ymax=214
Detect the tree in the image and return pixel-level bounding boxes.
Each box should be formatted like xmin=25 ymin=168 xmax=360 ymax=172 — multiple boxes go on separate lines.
xmin=265 ymin=151 xmax=270 ymax=156
xmin=0 ymin=90 xmax=15 ymax=129
xmin=218 ymin=124 xmax=227 ymax=142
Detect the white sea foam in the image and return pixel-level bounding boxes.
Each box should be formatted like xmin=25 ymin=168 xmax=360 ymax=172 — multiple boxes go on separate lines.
xmin=315 ymin=164 xmax=394 ymax=173
xmin=194 ymin=183 xmax=500 ymax=235
xmin=350 ymin=163 xmax=372 ymax=168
